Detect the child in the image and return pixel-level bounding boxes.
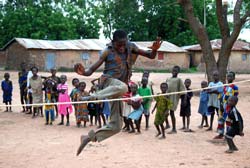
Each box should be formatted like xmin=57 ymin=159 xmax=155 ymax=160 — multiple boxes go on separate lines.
xmin=214 ymin=71 xmax=239 ymax=139
xmin=151 ymin=82 xmax=172 ymax=139
xmin=138 ymin=77 xmax=152 ymax=130
xmin=122 ymin=81 xmax=134 ymax=131
xmin=88 ymin=86 xmax=98 ymax=126
xmin=47 ymin=68 xmax=61 ymax=118
xmin=96 ymin=101 xmax=106 ymax=128
xmin=75 ymin=82 xmax=89 ymax=127
xmin=18 ymin=62 xmax=28 ymax=112
xmin=225 ymin=96 xmax=244 ymax=153
xmin=127 ymin=83 xmax=144 ymax=134
xmin=207 ymin=71 xmax=223 ymax=131
xmin=1 ymin=73 xmax=13 ymax=112
xmin=44 ymin=79 xmax=56 ymax=125
xmin=198 ymin=81 xmax=209 ymax=128
xmin=70 ymin=78 xmax=80 ymax=120
xmin=29 ymin=67 xmax=43 ymax=118
xmin=57 ymin=75 xmax=73 ymax=126
xmin=166 ymin=66 xmax=186 ymax=134
xmin=138 ymin=71 xmax=154 ymax=95
xmin=26 ymin=66 xmax=33 ymax=114
xmin=180 ymin=78 xmax=193 ymax=132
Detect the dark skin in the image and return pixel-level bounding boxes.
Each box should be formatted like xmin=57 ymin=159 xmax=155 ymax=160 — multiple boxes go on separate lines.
xmin=19 ymin=63 xmax=28 ymax=112
xmin=74 ymin=37 xmax=162 ymax=77
xmin=30 ymin=68 xmax=43 ymax=118
xmin=58 ymin=75 xmax=70 ymax=126
xmin=198 ymin=81 xmax=209 ymax=128
xmin=140 ymin=77 xmax=150 ymax=129
xmin=207 ymin=71 xmax=221 ymax=131
xmin=2 ymin=73 xmax=12 ymax=112
xmin=128 ymin=84 xmax=141 ymax=133
xmin=167 ymin=67 xmax=180 ymax=133
xmin=181 ymin=79 xmax=192 ymax=132
xmin=152 ymin=83 xmax=168 ymax=139
xmin=78 ymin=83 xmax=88 ymax=127
xmin=45 ymin=81 xmax=54 ymax=125
xmin=207 ymin=71 xmax=220 ymax=94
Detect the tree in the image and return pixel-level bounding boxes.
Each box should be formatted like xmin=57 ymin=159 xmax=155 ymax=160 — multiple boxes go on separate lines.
xmin=97 ymin=0 xmax=221 ymax=46
xmin=178 ymin=0 xmax=250 ymax=82
xmin=0 ymin=0 xmax=101 ymax=47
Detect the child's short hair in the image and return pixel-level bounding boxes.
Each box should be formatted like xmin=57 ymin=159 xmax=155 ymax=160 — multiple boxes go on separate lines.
xmin=4 ymin=72 xmax=10 ymax=78
xmin=31 ymin=66 xmax=39 ymax=72
xmin=72 ymin=78 xmax=79 ymax=85
xmin=228 ymin=71 xmax=236 ymax=78
xmin=79 ymin=81 xmax=86 ymax=86
xmin=113 ymin=29 xmax=127 ymax=42
xmin=173 ymin=65 xmax=180 ymax=72
xmin=185 ymin=78 xmax=191 ymax=83
xmin=160 ymin=82 xmax=168 ymax=87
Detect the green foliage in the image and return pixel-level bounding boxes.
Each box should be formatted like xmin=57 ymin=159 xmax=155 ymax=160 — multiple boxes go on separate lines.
xmin=0 ymin=0 xmax=101 ymax=47
xmin=96 ymin=0 xmax=221 ymax=46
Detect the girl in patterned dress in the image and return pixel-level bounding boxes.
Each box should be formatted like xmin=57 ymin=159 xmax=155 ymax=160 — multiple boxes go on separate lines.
xmin=1 ymin=73 xmax=13 ymax=112
xmin=75 ymin=82 xmax=89 ymax=127
xmin=152 ymin=82 xmax=172 ymax=139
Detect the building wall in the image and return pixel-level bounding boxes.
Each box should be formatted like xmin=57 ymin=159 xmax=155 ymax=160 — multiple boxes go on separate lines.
xmin=6 ymin=42 xmax=30 ymax=70
xmin=29 ymin=50 xmax=102 ymax=71
xmin=228 ymin=51 xmax=250 ymax=72
xmin=192 ymin=50 xmax=250 ymax=72
xmin=134 ymin=52 xmax=189 ymax=70
xmin=0 ymin=51 xmax=6 ymax=69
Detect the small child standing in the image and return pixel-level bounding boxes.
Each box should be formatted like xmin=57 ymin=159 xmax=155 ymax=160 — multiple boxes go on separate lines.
xmin=180 ymin=79 xmax=193 ymax=132
xmin=1 ymin=73 xmax=13 ymax=112
xmin=198 ymin=81 xmax=209 ymax=128
xmin=44 ymin=79 xmax=56 ymax=125
xmin=166 ymin=66 xmax=186 ymax=134
xmin=57 ymin=75 xmax=73 ymax=126
xmin=127 ymin=83 xmax=144 ymax=134
xmin=138 ymin=77 xmax=152 ymax=130
xmin=151 ymin=82 xmax=172 ymax=139
xmin=225 ymin=96 xmax=244 ymax=153
xmin=207 ymin=71 xmax=223 ymax=131
xmin=88 ymin=86 xmax=98 ymax=126
xmin=75 ymin=82 xmax=89 ymax=127
xmin=70 ymin=78 xmax=80 ymax=120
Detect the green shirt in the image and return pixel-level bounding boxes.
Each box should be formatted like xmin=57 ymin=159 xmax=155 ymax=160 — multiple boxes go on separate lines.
xmin=138 ymin=86 xmax=152 ymax=110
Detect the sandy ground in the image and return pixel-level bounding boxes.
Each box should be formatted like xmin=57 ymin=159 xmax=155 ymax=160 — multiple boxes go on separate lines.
xmin=0 ymin=71 xmax=250 ymax=168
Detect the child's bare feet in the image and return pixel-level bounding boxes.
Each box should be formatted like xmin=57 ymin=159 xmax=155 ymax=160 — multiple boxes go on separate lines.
xmin=225 ymin=149 xmax=234 ymax=153
xmin=198 ymin=125 xmax=203 ymax=129
xmin=179 ymin=127 xmax=186 ymax=130
xmin=168 ymin=129 xmax=177 ymax=134
xmin=206 ymin=127 xmax=212 ymax=131
xmin=128 ymin=130 xmax=135 ymax=133
xmin=165 ymin=124 xmax=170 ymax=130
xmin=159 ymin=136 xmax=166 ymax=139
xmin=203 ymin=124 xmax=209 ymax=127
xmin=155 ymin=133 xmax=161 ymax=137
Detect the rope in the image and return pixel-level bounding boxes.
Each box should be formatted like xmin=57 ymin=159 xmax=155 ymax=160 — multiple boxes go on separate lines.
xmin=1 ymin=79 xmax=250 ymax=108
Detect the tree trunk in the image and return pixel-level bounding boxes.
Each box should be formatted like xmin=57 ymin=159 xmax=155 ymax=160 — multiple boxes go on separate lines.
xmin=178 ymin=0 xmax=217 ymax=82
xmin=179 ymin=0 xmax=250 ymax=82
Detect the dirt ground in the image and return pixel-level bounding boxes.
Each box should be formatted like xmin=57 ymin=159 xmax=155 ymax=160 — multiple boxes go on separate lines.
xmin=0 ymin=71 xmax=250 ymax=168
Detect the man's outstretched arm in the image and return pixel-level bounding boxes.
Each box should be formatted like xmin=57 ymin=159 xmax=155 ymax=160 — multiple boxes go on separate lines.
xmin=136 ymin=37 xmax=162 ymax=59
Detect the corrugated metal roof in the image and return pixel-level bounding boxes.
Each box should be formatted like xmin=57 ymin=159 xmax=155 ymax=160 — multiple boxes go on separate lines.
xmin=182 ymin=39 xmax=250 ymax=51
xmin=14 ymin=38 xmax=109 ymax=50
xmin=1 ymin=38 xmax=186 ymax=52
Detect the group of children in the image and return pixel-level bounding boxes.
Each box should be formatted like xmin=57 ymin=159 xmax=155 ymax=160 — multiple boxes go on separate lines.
xmin=1 ymin=64 xmax=244 ymax=153
xmin=2 ymin=63 xmax=110 ymax=128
